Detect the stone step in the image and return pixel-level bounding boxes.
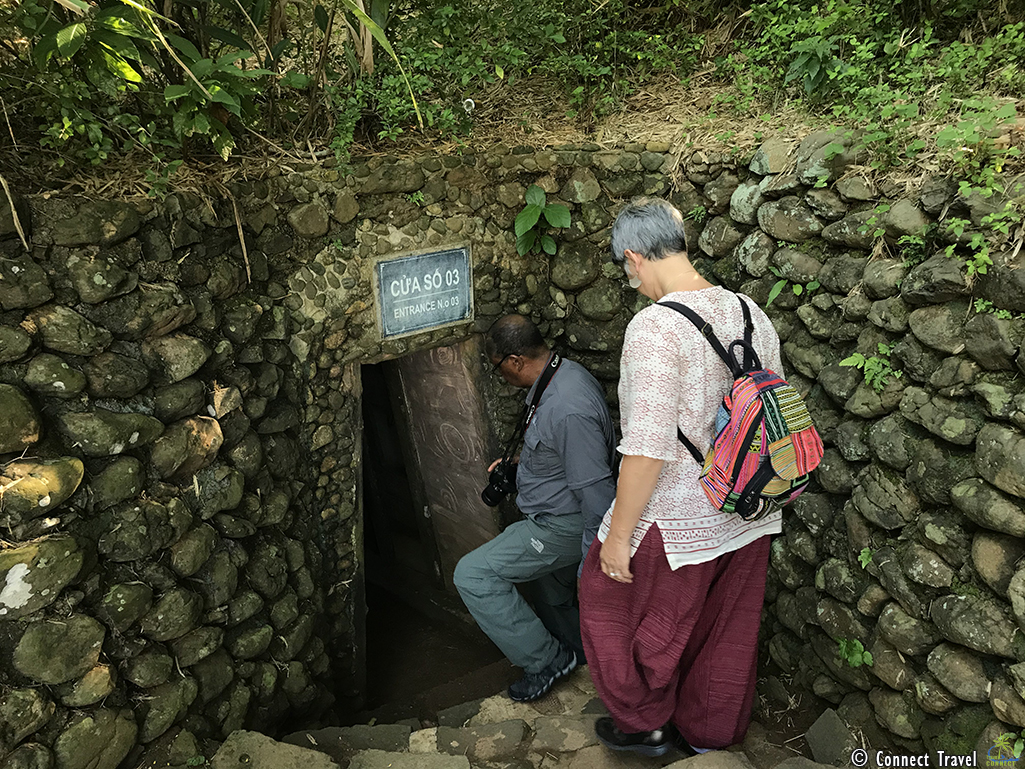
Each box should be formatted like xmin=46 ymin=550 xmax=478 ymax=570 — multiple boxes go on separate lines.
xmin=211 ymin=731 xmax=340 ymax=769
xmin=349 ymin=750 xmax=470 ymax=769
xmin=219 ymin=664 xmax=843 ymax=769
xmin=664 ymin=752 xmax=757 ymax=769
xmin=281 ymin=723 xmax=412 ymax=764
xmin=434 ymin=719 xmax=528 ymax=762
xmin=351 ymin=658 xmax=517 ymax=726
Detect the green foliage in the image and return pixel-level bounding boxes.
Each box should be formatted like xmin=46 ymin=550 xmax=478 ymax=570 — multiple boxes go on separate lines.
xmin=144 ymin=157 xmax=183 ymax=199
xmin=718 ymin=0 xmax=1025 ymax=178
xmin=942 ymin=223 xmax=995 ymax=280
xmin=784 ymin=36 xmax=842 ymax=95
xmin=1 ymin=0 xmax=417 ymax=167
xmin=840 ymin=342 xmax=902 ymax=391
xmin=837 ymin=638 xmax=873 ymax=668
xmin=2 ymin=0 xmax=713 ymax=169
xmin=164 ymin=51 xmax=274 ymax=161
xmin=858 ymin=203 xmax=890 ymax=240
xmin=514 ymin=185 xmax=571 ymax=256
xmin=951 ymin=575 xmax=982 ymax=598
xmin=973 ymin=299 xmax=1018 ymax=320
xmin=939 ymin=195 xmax=1024 ymax=283
xmin=4 ymin=0 xmax=1025 ymax=182
xmin=937 ymin=99 xmax=1020 ymax=187
xmin=897 ymin=225 xmax=937 ymax=269
xmin=766 ymin=266 xmax=819 ymax=306
xmin=858 ymin=547 xmax=873 ymax=569
xmin=685 ymin=205 xmax=709 ymax=224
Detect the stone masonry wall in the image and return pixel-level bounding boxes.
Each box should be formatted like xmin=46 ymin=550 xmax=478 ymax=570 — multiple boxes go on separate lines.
xmin=1 ymin=134 xmax=1025 ymax=768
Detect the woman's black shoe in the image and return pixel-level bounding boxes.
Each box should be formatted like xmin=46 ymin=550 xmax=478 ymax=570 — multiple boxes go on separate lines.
xmin=594 ymin=716 xmax=672 ymax=757
xmin=667 ymin=723 xmax=700 ymax=756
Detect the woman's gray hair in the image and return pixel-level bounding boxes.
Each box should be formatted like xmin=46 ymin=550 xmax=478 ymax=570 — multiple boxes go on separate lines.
xmin=609 ymin=197 xmax=687 ymax=264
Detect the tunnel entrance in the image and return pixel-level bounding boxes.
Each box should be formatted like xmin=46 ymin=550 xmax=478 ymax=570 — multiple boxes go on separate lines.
xmin=356 ymin=342 xmax=514 ymax=723
xmin=361 ymin=360 xmax=438 ymax=589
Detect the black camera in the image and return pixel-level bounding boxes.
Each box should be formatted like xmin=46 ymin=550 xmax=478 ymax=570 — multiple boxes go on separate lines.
xmin=481 ymin=460 xmax=517 ymax=506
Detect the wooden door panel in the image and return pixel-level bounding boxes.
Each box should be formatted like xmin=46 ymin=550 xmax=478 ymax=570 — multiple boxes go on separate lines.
xmin=393 ymin=339 xmax=500 ymax=587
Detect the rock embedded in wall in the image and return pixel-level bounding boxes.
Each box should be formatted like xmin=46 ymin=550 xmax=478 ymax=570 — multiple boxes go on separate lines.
xmin=12 ymin=615 xmax=106 ymax=684
xmin=757 ymin=197 xmax=824 ymax=243
xmin=698 ymin=215 xmax=746 ymax=258
xmin=0 ymin=458 xmax=83 ymax=523
xmin=0 ymin=537 xmax=83 ymax=619
xmin=0 ymin=256 xmax=53 ymax=310
xmin=975 ymin=424 xmax=1025 ymax=499
xmin=58 ymin=409 xmax=164 ymax=457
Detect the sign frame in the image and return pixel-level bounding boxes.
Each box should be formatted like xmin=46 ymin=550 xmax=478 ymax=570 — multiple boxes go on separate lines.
xmin=373 ymin=245 xmax=474 ymax=340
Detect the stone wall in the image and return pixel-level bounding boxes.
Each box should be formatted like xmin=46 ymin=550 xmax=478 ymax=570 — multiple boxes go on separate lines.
xmin=1 ymin=134 xmax=1024 ymax=767
xmin=708 ymin=138 xmax=1025 ymax=758
xmin=0 ymin=193 xmax=332 ymax=769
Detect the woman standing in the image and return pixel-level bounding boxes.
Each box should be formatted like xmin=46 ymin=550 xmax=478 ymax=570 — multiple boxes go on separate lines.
xmin=580 ymin=198 xmax=785 ymax=756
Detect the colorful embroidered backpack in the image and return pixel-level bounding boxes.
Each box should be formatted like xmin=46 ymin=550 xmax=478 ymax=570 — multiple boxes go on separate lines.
xmin=661 ymin=296 xmax=823 ymax=521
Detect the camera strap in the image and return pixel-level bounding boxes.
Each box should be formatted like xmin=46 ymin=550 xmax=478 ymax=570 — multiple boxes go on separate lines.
xmin=501 ymin=352 xmax=562 ymax=462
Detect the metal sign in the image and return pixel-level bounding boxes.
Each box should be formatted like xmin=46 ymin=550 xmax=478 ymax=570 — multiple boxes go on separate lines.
xmin=376 ymin=247 xmax=472 ymax=338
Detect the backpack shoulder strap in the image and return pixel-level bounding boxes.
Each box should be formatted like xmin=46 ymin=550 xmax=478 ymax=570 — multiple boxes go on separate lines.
xmin=738 ymin=295 xmax=758 ymax=372
xmin=658 ymin=301 xmax=739 ymax=376
xmin=659 ymin=300 xmax=735 ymax=465
xmin=739 ymin=294 xmax=754 ymax=345
xmin=676 ymin=428 xmax=704 ymax=465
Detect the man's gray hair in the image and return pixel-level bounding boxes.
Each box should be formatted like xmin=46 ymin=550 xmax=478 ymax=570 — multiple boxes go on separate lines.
xmin=609 ymin=197 xmax=687 ymax=264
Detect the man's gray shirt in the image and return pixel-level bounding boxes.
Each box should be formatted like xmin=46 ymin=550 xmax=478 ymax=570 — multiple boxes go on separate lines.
xmin=515 ymin=358 xmax=616 ymax=562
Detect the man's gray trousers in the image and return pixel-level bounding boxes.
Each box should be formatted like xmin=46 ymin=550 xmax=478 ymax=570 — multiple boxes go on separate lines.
xmin=454 ymin=512 xmax=583 ymax=674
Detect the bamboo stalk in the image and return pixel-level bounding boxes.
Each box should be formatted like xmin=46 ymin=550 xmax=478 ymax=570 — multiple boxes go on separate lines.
xmin=0 ymin=173 xmax=30 ymax=253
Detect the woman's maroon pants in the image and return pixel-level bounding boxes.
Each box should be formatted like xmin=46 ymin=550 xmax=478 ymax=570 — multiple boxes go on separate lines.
xmin=579 ymin=526 xmax=771 ymax=749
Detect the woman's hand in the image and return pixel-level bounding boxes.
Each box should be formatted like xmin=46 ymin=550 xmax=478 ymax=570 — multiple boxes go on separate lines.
xmin=599 ymin=534 xmax=633 ymax=584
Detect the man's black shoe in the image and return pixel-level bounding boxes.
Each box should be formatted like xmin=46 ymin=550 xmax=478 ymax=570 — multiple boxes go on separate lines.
xmin=595 ymin=716 xmax=672 ymax=757
xmin=508 ymin=645 xmax=577 ymax=702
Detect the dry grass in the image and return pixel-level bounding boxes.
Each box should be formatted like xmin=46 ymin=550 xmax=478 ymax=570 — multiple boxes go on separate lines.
xmin=2 ymin=69 xmax=1023 ymax=201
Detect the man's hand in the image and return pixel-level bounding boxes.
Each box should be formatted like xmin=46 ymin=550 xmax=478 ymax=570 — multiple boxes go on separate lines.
xmin=488 ymin=456 xmax=519 ymax=473
xmin=598 ymin=534 xmax=633 ymax=584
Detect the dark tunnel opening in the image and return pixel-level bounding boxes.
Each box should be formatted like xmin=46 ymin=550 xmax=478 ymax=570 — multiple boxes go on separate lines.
xmin=355 ymin=360 xmax=510 ymax=723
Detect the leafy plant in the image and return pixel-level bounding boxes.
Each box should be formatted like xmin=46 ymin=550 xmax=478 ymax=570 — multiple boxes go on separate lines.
xmin=897 ymin=224 xmax=938 ymax=268
xmin=840 ymin=342 xmax=903 ymax=391
xmin=858 ymin=203 xmax=891 ymax=240
xmin=940 ymin=195 xmax=1024 ymax=282
xmin=785 ymin=36 xmax=843 ymax=95
xmin=943 ymin=233 xmax=993 ymax=279
xmin=143 ymin=157 xmax=183 ymax=199
xmin=936 ymin=99 xmax=1020 ymax=187
xmin=837 ymin=638 xmax=873 ymax=668
xmin=406 ymin=190 xmax=425 ymax=206
xmin=164 ymin=47 xmax=274 ymax=161
xmin=766 ymin=266 xmax=820 ymax=306
xmin=514 ymin=185 xmax=571 ymax=256
xmin=685 ymin=205 xmax=709 ymax=224
xmin=973 ymin=299 xmax=1021 ymax=320
xmin=858 ymin=547 xmax=873 ymax=569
